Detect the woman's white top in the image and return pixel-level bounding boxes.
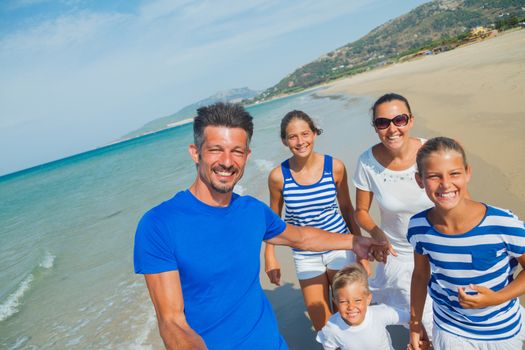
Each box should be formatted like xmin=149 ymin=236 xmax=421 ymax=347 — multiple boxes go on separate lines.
xmin=352 ymin=141 xmax=433 ymax=254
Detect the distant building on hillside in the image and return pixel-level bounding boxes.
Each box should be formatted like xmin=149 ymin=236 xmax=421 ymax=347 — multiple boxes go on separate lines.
xmin=469 ymin=26 xmax=492 ymax=40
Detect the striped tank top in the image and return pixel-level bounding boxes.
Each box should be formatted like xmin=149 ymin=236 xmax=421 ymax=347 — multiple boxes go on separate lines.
xmin=281 ymin=154 xmax=349 ymax=255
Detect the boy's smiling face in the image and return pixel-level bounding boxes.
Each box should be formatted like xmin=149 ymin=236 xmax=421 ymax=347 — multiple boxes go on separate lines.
xmin=334 ymin=282 xmax=372 ymax=326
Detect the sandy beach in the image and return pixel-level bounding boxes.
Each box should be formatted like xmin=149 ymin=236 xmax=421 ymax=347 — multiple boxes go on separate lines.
xmin=264 ymin=29 xmax=525 ymax=349
xmin=324 ymin=28 xmax=525 ymax=218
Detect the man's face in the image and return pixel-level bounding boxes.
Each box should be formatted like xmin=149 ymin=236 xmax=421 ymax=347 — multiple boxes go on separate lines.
xmin=190 ymin=126 xmax=251 ymax=194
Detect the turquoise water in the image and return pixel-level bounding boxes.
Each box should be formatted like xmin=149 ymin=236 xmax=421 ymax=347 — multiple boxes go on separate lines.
xmin=0 ymin=91 xmax=376 ymax=349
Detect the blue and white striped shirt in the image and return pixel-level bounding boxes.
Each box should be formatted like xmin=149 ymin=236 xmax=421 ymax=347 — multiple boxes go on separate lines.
xmin=407 ymin=205 xmax=525 ymax=341
xmin=282 ymin=155 xmax=349 ymax=255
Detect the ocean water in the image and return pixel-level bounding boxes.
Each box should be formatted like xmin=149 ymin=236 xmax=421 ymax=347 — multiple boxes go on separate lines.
xmin=0 ymin=91 xmax=376 ymax=349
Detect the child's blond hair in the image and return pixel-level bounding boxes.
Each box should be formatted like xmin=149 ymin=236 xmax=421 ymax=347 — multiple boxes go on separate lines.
xmin=332 ymin=264 xmax=370 ymax=296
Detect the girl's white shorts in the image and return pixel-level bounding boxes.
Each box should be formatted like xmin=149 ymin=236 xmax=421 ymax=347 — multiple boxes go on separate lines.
xmin=292 ymin=250 xmax=356 ymax=280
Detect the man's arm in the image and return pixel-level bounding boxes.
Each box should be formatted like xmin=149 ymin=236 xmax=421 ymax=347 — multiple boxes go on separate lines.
xmin=144 ymin=271 xmax=207 ymax=350
xmin=266 ymin=224 xmax=385 ymax=261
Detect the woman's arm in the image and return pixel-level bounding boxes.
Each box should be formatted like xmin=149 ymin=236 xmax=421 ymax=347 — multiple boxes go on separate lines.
xmin=264 ymin=167 xmax=285 ymax=285
xmin=355 ymin=188 xmax=397 ymax=259
xmin=409 ymin=253 xmax=431 ymax=350
xmin=333 ymin=159 xmax=370 ymax=273
xmin=333 ymin=159 xmax=361 ymax=236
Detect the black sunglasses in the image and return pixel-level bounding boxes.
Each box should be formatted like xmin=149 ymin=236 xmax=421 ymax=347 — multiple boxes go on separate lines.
xmin=373 ymin=114 xmax=411 ymax=130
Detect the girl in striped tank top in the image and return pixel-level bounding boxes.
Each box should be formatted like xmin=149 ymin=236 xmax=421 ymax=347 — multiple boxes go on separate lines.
xmin=264 ymin=110 xmax=368 ymax=331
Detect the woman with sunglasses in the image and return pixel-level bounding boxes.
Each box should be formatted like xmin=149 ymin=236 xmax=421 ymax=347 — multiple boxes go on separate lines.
xmin=352 ymin=93 xmax=434 ymax=336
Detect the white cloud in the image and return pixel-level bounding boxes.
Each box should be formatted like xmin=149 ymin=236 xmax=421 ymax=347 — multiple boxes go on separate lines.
xmin=2 ymin=0 xmax=413 ymax=174
xmin=2 ymin=0 xmax=49 ymax=10
xmin=138 ymin=0 xmax=193 ymax=22
xmin=0 ymin=11 xmax=129 ymax=52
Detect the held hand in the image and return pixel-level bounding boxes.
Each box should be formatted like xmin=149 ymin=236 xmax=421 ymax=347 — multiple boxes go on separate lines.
xmin=376 ymin=230 xmax=398 ymax=256
xmin=387 ymin=242 xmax=398 ymax=257
xmin=458 ymin=284 xmax=497 ymax=309
xmin=264 ymin=256 xmax=282 ymax=286
xmin=352 ymin=235 xmax=388 ymax=262
xmin=409 ymin=322 xmax=429 ymax=350
xmin=367 ymin=238 xmax=396 ymax=263
xmin=408 ymin=330 xmax=421 ymax=350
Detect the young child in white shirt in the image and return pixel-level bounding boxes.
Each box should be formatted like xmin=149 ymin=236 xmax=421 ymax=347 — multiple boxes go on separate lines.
xmin=317 ymin=264 xmax=426 ymax=350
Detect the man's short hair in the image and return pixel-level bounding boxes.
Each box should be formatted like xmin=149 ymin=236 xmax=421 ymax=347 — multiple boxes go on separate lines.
xmin=193 ymin=102 xmax=254 ymax=149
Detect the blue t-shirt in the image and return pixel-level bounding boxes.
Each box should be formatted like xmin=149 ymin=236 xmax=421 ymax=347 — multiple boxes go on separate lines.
xmin=134 ymin=190 xmax=288 ymax=350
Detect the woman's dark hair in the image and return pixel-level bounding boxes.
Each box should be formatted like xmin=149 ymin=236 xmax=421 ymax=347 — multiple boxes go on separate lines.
xmin=416 ymin=136 xmax=468 ymax=175
xmin=371 ymin=93 xmax=412 ymax=119
xmin=280 ymin=110 xmax=323 ymax=140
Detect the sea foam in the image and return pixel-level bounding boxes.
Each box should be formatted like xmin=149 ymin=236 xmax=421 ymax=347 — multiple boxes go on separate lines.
xmin=0 ymin=252 xmax=55 ymax=322
xmin=0 ymin=274 xmax=33 ymax=322
xmin=6 ymin=336 xmax=30 ymax=350
xmin=39 ymin=251 xmax=55 ymax=269
xmin=235 ymin=184 xmax=245 ymax=195
xmin=254 ymin=159 xmax=274 ymax=173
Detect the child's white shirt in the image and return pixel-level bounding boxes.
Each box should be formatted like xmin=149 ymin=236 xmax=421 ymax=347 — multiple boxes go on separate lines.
xmin=316 ymin=304 xmax=409 ymax=350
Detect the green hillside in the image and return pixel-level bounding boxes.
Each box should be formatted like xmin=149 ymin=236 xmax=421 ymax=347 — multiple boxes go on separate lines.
xmin=255 ymin=0 xmax=525 ymax=101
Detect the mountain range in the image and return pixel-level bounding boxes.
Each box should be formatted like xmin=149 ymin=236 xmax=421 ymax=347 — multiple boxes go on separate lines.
xmin=123 ymin=0 xmax=524 ymax=138
xmin=123 ymin=87 xmax=259 ymax=139
xmin=257 ymin=0 xmax=525 ymax=100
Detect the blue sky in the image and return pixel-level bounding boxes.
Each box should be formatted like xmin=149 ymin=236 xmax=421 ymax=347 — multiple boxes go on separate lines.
xmin=0 ymin=0 xmax=430 ymax=175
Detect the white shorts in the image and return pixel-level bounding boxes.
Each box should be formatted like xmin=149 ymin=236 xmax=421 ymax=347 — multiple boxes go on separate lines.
xmin=432 ymin=314 xmax=525 ymax=350
xmin=370 ymin=252 xmax=433 ymax=337
xmin=292 ymin=250 xmax=356 ymax=280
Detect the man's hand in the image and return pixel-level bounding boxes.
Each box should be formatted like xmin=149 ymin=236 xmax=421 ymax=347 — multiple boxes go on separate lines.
xmin=352 ymin=235 xmax=388 ymax=262
xmin=458 ymin=284 xmax=497 ymax=309
xmin=145 ymin=272 xmax=208 ymax=350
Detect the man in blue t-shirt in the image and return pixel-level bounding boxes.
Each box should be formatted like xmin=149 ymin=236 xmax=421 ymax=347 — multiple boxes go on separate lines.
xmin=134 ymin=102 xmax=385 ymax=349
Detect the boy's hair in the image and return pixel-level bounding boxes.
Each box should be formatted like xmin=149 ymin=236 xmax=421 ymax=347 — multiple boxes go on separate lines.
xmin=280 ymin=110 xmax=323 ymax=140
xmin=416 ymin=136 xmax=468 ymax=175
xmin=193 ymin=102 xmax=254 ymax=150
xmin=332 ymin=264 xmax=370 ymax=297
